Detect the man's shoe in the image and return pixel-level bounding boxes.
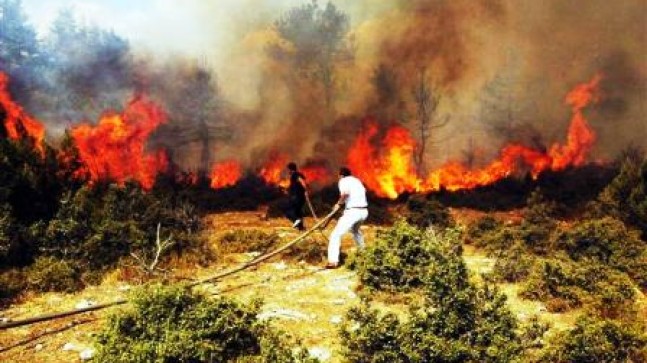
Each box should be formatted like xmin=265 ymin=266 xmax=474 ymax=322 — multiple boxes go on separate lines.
xmin=324 ymin=262 xmax=339 ymax=269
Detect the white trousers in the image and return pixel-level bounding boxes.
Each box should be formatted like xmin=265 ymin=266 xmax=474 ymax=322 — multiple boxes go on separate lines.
xmin=328 ymin=208 xmax=368 ymax=264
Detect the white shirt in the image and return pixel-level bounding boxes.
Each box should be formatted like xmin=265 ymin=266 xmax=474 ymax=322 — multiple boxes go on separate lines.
xmin=339 ymin=176 xmax=368 ymax=209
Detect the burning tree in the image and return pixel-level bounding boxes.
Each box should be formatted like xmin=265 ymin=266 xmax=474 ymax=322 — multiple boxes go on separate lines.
xmin=411 ymin=67 xmax=447 ymax=174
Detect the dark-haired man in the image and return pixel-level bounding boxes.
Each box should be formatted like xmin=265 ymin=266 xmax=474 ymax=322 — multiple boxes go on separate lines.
xmin=326 ymin=167 xmax=368 ymax=269
xmin=285 ymin=162 xmax=307 ymax=231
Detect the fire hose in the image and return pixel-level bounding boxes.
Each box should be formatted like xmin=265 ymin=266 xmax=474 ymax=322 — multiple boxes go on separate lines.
xmin=0 ymin=206 xmax=340 ymax=331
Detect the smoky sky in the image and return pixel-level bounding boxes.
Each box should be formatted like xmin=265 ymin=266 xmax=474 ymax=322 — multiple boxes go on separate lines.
xmin=19 ymin=0 xmax=647 ymax=170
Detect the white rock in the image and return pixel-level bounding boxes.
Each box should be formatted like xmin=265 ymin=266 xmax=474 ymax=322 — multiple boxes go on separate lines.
xmin=79 ymin=348 xmax=95 ymax=361
xmin=62 ymin=342 xmax=76 ymax=351
xmin=332 ymin=298 xmax=346 ymax=305
xmin=309 ymin=347 xmax=331 ymax=361
xmin=75 ymin=299 xmax=96 ymax=310
xmin=258 ymin=308 xmax=312 ymax=321
xmin=117 ymin=285 xmax=131 ymax=291
xmin=272 ymin=261 xmax=287 ymax=270
xmin=35 ymin=343 xmax=44 ymax=351
xmin=0 ymin=317 xmax=11 ymax=324
xmin=329 ymin=315 xmax=342 ymax=324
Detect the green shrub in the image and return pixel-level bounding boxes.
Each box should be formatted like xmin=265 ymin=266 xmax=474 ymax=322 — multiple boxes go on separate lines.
xmin=352 ymin=220 xmax=454 ymax=291
xmin=470 ymin=222 xmax=522 ymax=258
xmin=0 ymin=268 xmax=25 ymax=302
xmin=465 ymin=214 xmax=503 ymax=245
xmin=24 ymin=256 xmax=81 ymax=293
xmin=520 ymin=190 xmax=558 ymax=254
xmin=342 ymin=225 xmax=528 ymax=362
xmin=540 ymin=316 xmax=647 ymax=362
xmin=39 ymin=184 xmax=210 ymax=274
xmin=554 ymin=217 xmax=647 ymax=289
xmin=521 ymin=258 xmax=636 ymax=316
xmin=0 ymin=203 xmax=15 ymax=260
xmin=491 ymin=242 xmax=537 ymax=283
xmin=598 ymin=154 xmax=647 ymax=238
xmin=341 ymin=284 xmax=526 ymax=363
xmin=405 ymin=195 xmax=454 ymax=229
xmin=340 ymin=306 xmax=406 ymax=362
xmin=95 ymin=284 xmax=316 ymax=363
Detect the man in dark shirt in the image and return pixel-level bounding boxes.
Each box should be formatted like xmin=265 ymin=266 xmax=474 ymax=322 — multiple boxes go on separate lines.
xmin=286 ymin=162 xmax=307 ymax=230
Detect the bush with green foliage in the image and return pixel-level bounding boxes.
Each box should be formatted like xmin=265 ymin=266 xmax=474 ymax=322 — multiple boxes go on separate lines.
xmin=598 ymin=152 xmax=647 ymax=238
xmin=540 ymin=316 xmax=647 ymax=362
xmin=521 ymin=258 xmax=636 ymax=316
xmin=465 ymin=214 xmax=503 ymax=245
xmin=24 ymin=256 xmax=81 ymax=292
xmin=39 ymin=183 xmax=208 ymax=272
xmin=405 ymin=195 xmax=454 ymax=229
xmin=351 ymin=220 xmax=456 ymax=291
xmin=342 ymin=225 xmax=529 ymax=362
xmin=95 ymin=284 xmax=316 ymax=363
xmin=0 ymin=268 xmax=25 ymax=303
xmin=554 ymin=217 xmax=647 ymax=289
xmin=491 ymin=242 xmax=537 ymax=283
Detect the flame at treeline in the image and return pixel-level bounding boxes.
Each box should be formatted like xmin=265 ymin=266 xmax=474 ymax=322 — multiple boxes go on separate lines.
xmin=348 ymin=74 xmax=602 ymax=198
xmin=70 ymin=95 xmax=169 ymax=190
xmin=209 ymin=160 xmax=242 ymax=189
xmin=0 ymin=72 xmax=45 ymax=154
xmin=0 ymin=71 xmax=602 ymax=196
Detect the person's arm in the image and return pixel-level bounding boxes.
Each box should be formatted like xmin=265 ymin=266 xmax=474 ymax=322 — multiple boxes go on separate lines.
xmin=336 ymin=178 xmax=349 ymax=208
xmin=298 ymin=174 xmax=308 ymax=194
xmin=336 ymin=193 xmax=348 ymax=207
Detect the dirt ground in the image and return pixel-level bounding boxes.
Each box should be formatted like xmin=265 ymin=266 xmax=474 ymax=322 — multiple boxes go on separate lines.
xmin=1 ymin=209 xmax=645 ymax=362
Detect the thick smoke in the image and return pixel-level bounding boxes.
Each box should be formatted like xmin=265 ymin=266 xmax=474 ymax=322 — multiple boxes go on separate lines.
xmin=11 ymin=0 xmax=647 ymax=173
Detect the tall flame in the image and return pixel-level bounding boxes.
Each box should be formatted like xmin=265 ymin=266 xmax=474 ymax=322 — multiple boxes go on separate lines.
xmin=71 ymin=94 xmax=168 ymax=190
xmin=0 ymin=72 xmax=45 ymax=154
xmin=348 ymin=74 xmax=602 ymax=198
xmin=347 ymin=122 xmax=419 ymax=198
xmin=210 ymin=160 xmax=242 ymax=189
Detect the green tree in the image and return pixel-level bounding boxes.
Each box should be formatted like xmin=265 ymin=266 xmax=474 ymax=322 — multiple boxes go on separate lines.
xmin=0 ymin=0 xmax=46 ymax=102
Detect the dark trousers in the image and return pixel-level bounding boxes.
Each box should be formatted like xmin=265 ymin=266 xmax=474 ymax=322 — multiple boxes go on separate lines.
xmin=285 ymin=195 xmax=305 ymax=223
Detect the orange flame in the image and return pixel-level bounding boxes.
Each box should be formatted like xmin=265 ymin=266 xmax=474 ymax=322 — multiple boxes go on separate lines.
xmin=210 ymin=160 xmax=242 ymax=189
xmin=258 ymin=151 xmax=289 ymax=188
xmin=348 ymin=74 xmax=602 ymax=198
xmin=0 ymin=72 xmax=45 ymax=154
xmin=347 ymin=122 xmax=419 ymax=198
xmin=257 ymin=151 xmax=331 ymax=189
xmin=70 ymin=94 xmax=168 ymax=190
xmin=301 ymin=163 xmax=332 ymax=186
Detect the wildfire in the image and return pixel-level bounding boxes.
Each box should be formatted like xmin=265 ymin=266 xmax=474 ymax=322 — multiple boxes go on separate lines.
xmin=70 ymin=94 xmax=168 ymax=190
xmin=258 ymin=151 xmax=332 ymax=189
xmin=0 ymin=72 xmax=45 ymax=154
xmin=210 ymin=160 xmax=242 ymax=189
xmin=348 ymin=74 xmax=602 ymax=198
xmin=347 ymin=122 xmax=419 ymax=199
xmin=258 ymin=151 xmax=289 ymax=188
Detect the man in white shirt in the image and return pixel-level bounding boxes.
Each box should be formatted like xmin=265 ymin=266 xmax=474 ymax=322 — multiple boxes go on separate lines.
xmin=326 ymin=167 xmax=369 ymax=269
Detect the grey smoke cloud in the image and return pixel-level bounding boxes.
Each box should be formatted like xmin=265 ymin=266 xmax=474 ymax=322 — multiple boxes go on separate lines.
xmin=20 ymin=0 xmax=647 ymax=171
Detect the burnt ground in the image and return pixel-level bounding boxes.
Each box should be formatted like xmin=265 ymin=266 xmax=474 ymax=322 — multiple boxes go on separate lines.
xmin=1 ymin=209 xmax=645 ymax=362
